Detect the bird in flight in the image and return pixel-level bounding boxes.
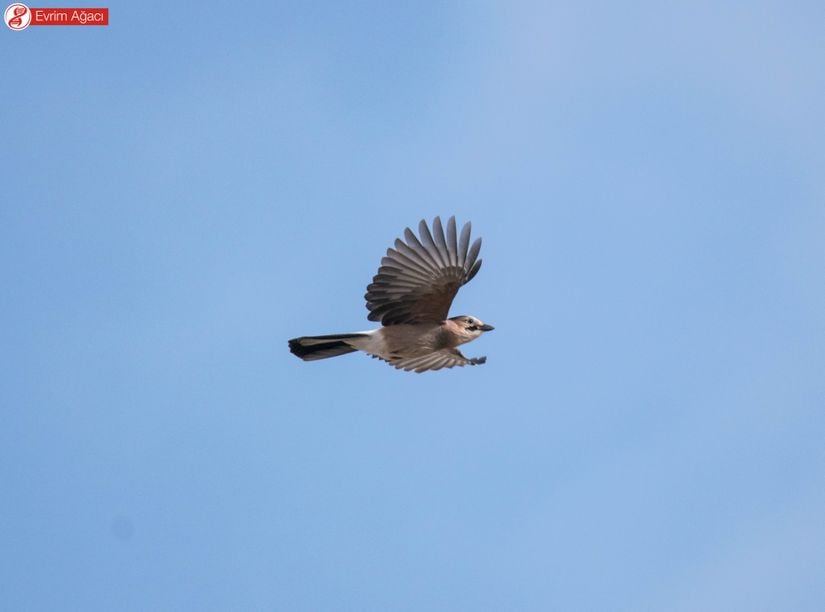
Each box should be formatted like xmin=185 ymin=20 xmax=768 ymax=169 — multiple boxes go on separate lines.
xmin=288 ymin=216 xmax=493 ymax=373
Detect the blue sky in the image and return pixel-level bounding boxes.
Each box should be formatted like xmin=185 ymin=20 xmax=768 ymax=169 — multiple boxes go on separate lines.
xmin=2 ymin=2 xmax=824 ymax=610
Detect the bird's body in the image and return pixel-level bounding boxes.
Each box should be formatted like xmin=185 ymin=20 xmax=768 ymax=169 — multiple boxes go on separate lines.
xmin=288 ymin=217 xmax=493 ymax=373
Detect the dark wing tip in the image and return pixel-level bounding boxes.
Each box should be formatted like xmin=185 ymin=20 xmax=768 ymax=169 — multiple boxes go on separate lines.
xmin=465 ymin=258 xmax=482 ymax=284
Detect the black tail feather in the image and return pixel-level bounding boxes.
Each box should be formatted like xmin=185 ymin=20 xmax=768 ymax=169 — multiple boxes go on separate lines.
xmin=288 ymin=334 xmax=366 ymax=361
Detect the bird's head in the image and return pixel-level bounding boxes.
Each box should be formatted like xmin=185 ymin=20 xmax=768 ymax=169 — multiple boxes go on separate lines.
xmin=449 ymin=315 xmax=494 ymax=343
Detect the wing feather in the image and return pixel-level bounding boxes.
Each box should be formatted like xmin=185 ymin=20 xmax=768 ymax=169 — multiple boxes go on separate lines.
xmin=403 ymin=227 xmax=440 ymax=270
xmin=445 ymin=216 xmax=458 ymax=268
xmin=419 ymin=219 xmax=448 ymax=269
xmin=460 ymin=221 xmax=473 ymax=266
xmin=392 ymin=239 xmax=435 ymax=274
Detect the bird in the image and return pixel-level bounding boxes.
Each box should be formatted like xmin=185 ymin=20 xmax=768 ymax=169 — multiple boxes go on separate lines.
xmin=288 ymin=216 xmax=493 ymax=373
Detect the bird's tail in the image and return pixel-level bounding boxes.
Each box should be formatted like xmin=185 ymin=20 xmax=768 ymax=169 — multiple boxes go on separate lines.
xmin=288 ymin=333 xmax=369 ymax=361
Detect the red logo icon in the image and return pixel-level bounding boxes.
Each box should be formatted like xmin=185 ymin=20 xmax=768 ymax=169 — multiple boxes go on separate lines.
xmin=4 ymin=3 xmax=31 ymax=29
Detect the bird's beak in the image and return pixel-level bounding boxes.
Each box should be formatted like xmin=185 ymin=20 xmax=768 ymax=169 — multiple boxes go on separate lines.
xmin=479 ymin=324 xmax=494 ymax=332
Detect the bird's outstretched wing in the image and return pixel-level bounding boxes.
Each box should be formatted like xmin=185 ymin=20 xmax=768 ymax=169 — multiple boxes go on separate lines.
xmin=365 ymin=216 xmax=482 ymax=325
xmin=378 ymin=348 xmax=487 ymax=373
